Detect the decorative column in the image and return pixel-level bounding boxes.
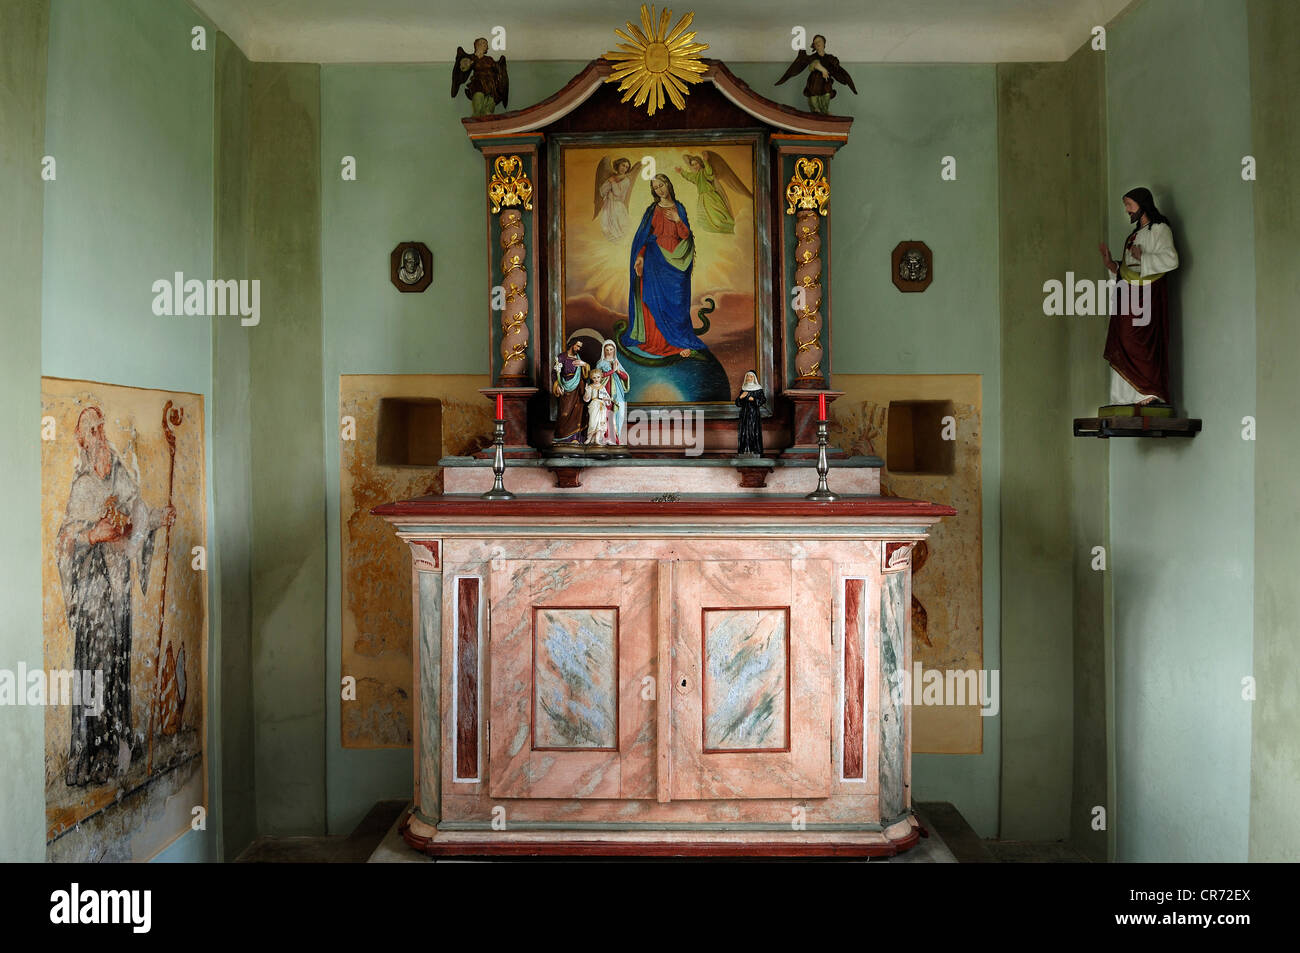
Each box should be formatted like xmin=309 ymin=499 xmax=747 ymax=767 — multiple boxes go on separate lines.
xmin=402 ymin=539 xmax=443 ymax=845
xmin=480 ymin=152 xmax=539 ymax=456
xmin=782 ymin=156 xmax=843 ymax=457
xmin=489 ymin=155 xmax=532 ymax=383
xmin=787 ymin=158 xmax=828 ymax=388
xmin=879 ymin=541 xmax=915 ymax=822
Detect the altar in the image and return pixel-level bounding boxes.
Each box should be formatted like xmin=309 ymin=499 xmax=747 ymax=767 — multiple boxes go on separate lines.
xmin=376 ymin=14 xmax=953 ymax=857
xmin=375 ymin=469 xmax=951 ymax=857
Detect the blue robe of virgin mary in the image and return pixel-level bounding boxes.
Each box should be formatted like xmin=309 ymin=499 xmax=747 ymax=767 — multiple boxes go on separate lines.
xmin=621 ymin=201 xmax=709 ymax=355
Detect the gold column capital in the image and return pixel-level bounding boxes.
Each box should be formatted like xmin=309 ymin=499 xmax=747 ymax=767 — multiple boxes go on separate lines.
xmin=785 ymin=156 xmax=830 ymax=216
xmin=488 ymin=154 xmax=534 ymax=213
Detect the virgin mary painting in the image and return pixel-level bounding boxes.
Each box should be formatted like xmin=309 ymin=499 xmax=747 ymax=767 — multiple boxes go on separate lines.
xmin=622 ymin=174 xmax=709 ymax=359
xmin=560 ymin=142 xmax=761 ymax=407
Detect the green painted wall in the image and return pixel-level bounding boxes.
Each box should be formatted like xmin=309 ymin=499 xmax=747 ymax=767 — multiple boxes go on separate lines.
xmin=810 ymin=63 xmax=1003 ymax=839
xmin=996 ymin=42 xmax=1108 ymax=853
xmin=38 ymin=0 xmax=219 ymax=862
xmin=319 ymin=61 xmax=593 ymax=832
xmin=31 ymin=3 xmax=328 ymax=856
xmin=247 ymin=62 xmax=328 ymax=836
xmin=0 ymin=0 xmax=50 ymax=864
xmin=1246 ymin=0 xmax=1300 ymax=863
xmin=1106 ymin=0 xmax=1256 ymax=862
xmin=318 ymin=61 xmax=1003 ymax=836
xmin=212 ymin=31 xmax=256 ymax=859
xmin=1062 ymin=43 xmax=1113 ymax=862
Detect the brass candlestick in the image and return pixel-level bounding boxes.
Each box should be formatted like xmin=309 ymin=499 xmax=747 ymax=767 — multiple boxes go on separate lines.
xmin=805 ymin=420 xmax=838 ymax=501
xmin=481 ymin=418 xmax=515 ymax=500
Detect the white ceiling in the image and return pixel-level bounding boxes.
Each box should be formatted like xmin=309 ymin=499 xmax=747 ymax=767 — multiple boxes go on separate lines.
xmin=190 ymin=0 xmax=1137 ymax=64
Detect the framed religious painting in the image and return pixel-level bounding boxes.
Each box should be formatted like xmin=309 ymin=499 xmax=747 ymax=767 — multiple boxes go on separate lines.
xmin=547 ymin=131 xmax=775 ymax=421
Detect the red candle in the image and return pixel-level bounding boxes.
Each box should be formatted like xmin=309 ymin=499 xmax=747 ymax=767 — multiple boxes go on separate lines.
xmin=818 ymin=392 xmax=827 ymax=421
xmin=495 ymin=393 xmax=504 ymax=420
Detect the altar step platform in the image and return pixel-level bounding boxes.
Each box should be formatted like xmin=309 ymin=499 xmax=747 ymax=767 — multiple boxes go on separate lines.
xmin=369 ymin=802 xmax=960 ymax=863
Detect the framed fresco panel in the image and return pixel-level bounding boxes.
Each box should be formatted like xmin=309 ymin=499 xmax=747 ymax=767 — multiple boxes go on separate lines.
xmin=40 ymin=378 xmax=207 ymax=861
xmin=549 ymin=132 xmax=773 ymax=419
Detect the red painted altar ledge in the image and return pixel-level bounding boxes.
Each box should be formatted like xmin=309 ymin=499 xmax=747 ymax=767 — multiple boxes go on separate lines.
xmin=372 ymin=493 xmax=957 ymax=520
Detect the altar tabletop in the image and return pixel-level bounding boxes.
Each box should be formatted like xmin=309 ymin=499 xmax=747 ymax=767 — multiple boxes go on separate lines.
xmin=373 ymin=493 xmax=956 ymax=521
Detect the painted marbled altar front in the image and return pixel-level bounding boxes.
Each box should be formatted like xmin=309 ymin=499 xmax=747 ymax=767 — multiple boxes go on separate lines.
xmin=534 ymin=608 xmax=619 ymax=750
xmin=377 ymin=501 xmax=946 ymax=858
xmin=703 ymin=608 xmax=789 ymax=752
xmin=375 ymin=490 xmax=950 ymax=857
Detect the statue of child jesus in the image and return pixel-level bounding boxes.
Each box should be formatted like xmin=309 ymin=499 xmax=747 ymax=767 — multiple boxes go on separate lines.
xmin=583 ymin=369 xmax=613 ymax=446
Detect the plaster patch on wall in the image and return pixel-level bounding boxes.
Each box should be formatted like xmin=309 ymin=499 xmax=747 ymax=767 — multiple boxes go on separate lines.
xmin=340 ymin=374 xmax=492 ymax=748
xmin=833 ymin=374 xmax=984 ymax=755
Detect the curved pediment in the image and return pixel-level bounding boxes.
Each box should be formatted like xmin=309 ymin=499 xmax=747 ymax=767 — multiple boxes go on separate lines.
xmin=461 ymin=59 xmax=853 ymax=141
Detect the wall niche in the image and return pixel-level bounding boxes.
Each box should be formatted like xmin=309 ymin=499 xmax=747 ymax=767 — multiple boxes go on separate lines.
xmin=887 ymin=399 xmax=956 ymax=475
xmin=376 ymin=397 xmax=443 ymax=467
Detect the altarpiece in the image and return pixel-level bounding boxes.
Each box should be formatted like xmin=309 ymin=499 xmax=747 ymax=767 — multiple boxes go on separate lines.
xmin=377 ymin=21 xmax=952 ymax=856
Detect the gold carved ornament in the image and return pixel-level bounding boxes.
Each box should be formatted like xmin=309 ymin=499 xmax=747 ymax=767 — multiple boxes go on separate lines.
xmin=502 ymin=340 xmax=529 ymax=366
xmin=795 ymin=308 xmax=822 ymax=376
xmin=794 ymin=274 xmax=824 ymax=373
xmin=785 ymin=156 xmax=830 ymax=215
xmin=603 ymin=5 xmax=709 ymax=117
xmin=501 ymin=253 xmax=528 ymax=359
xmin=501 ymin=301 xmax=529 ymax=365
xmin=488 ymin=155 xmax=534 ymax=213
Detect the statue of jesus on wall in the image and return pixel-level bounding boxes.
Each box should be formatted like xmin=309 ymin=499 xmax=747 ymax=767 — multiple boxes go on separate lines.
xmin=1098 ymin=187 xmax=1180 ymax=408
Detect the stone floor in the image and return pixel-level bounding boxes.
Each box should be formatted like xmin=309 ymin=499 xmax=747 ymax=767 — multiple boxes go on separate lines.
xmin=235 ymin=799 xmax=409 ymax=863
xmin=984 ymin=839 xmax=1093 ymax=863
xmin=235 ymin=799 xmax=1091 ymax=863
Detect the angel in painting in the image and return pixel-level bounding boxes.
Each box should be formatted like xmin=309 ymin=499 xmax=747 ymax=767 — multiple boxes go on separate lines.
xmin=775 ymin=34 xmax=857 ymax=114
xmin=593 ymin=156 xmax=644 ymax=241
xmin=675 ymin=152 xmax=752 ymax=234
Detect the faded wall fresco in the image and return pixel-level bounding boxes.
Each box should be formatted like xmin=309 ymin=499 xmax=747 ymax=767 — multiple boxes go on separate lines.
xmin=340 ymin=374 xmax=493 ymax=748
xmin=40 ymin=378 xmax=207 ymax=861
xmin=834 ymin=374 xmax=984 ymax=755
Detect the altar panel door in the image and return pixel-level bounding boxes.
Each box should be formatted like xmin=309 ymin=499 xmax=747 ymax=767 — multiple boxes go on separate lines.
xmin=671 ymin=559 xmax=832 ymax=800
xmin=488 ymin=559 xmax=657 ymax=799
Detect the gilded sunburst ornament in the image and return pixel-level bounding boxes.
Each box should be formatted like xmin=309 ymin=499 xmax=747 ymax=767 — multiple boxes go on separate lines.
xmin=603 ymin=5 xmax=709 ymax=117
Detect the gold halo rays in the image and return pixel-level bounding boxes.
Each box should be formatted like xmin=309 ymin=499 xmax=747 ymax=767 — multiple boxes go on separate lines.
xmin=603 ymin=5 xmax=709 ymax=117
